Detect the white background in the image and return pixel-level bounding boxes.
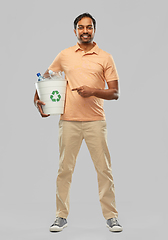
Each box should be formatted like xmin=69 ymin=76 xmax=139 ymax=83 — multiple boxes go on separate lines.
xmin=0 ymin=0 xmax=167 ymax=239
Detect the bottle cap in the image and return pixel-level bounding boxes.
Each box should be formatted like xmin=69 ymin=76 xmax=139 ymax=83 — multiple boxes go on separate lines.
xmin=37 ymin=73 xmax=41 ymax=77
xmin=49 ymin=70 xmax=53 ymax=75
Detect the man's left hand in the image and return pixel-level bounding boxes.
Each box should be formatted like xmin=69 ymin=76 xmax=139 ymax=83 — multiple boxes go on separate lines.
xmin=72 ymin=85 xmax=94 ymax=98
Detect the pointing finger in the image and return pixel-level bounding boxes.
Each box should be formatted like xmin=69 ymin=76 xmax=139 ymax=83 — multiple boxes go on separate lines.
xmin=72 ymin=88 xmax=81 ymax=91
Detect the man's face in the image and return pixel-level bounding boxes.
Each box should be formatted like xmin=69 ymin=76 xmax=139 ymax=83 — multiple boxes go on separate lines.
xmin=74 ymin=17 xmax=95 ymax=44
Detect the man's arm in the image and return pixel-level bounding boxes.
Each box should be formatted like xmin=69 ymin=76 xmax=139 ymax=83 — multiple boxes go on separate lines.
xmin=72 ymin=80 xmax=119 ymax=100
xmin=33 ymin=69 xmax=50 ymax=117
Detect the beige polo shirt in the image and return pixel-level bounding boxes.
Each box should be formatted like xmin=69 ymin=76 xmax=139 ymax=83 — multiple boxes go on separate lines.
xmin=48 ymin=42 xmax=119 ymax=121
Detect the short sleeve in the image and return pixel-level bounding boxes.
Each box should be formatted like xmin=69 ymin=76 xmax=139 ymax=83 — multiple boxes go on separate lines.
xmin=48 ymin=52 xmax=63 ymax=72
xmin=104 ymin=54 xmax=119 ymax=82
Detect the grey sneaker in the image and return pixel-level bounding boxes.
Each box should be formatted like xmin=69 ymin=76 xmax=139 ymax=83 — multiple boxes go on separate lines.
xmin=49 ymin=217 xmax=68 ymax=232
xmin=106 ymin=218 xmax=123 ymax=232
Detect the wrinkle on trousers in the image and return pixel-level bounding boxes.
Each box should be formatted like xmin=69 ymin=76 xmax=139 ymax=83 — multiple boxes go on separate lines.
xmin=56 ymin=120 xmax=118 ymax=220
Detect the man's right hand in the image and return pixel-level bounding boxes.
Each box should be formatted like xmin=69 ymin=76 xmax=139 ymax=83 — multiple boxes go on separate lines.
xmin=35 ymin=100 xmax=50 ymax=118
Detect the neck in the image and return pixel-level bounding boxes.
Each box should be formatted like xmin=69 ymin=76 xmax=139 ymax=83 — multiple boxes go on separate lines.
xmin=78 ymin=41 xmax=95 ymax=52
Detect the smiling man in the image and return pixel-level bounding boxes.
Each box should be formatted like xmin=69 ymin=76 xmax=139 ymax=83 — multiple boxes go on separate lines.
xmin=75 ymin=17 xmax=95 ymax=44
xmin=34 ymin=13 xmax=123 ymax=233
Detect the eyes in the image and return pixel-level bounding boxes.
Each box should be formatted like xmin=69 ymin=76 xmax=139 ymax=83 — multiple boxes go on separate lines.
xmin=77 ymin=26 xmax=93 ymax=30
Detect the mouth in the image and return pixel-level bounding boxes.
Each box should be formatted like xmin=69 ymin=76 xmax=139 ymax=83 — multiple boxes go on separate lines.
xmin=81 ymin=34 xmax=90 ymax=39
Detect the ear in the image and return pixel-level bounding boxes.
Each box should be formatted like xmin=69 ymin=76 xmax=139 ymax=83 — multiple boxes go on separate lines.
xmin=74 ymin=29 xmax=77 ymax=36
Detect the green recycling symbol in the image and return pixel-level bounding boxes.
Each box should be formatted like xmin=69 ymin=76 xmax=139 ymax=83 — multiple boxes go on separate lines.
xmin=50 ymin=90 xmax=61 ymax=102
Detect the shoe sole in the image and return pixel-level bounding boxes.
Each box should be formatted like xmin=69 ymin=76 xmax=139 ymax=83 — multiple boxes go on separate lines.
xmin=106 ymin=224 xmax=123 ymax=232
xmin=50 ymin=223 xmax=68 ymax=232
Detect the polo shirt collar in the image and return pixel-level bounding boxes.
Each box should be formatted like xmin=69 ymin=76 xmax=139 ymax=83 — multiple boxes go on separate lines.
xmin=75 ymin=42 xmax=99 ymax=54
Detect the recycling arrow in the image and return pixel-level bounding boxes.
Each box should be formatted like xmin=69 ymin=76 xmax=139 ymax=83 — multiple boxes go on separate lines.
xmin=50 ymin=90 xmax=61 ymax=102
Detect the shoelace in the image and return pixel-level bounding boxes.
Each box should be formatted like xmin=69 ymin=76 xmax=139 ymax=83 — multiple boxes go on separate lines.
xmin=110 ymin=218 xmax=118 ymax=225
xmin=54 ymin=217 xmax=61 ymax=225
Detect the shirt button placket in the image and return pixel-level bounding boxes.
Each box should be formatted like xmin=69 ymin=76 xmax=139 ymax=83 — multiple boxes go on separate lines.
xmin=82 ymin=50 xmax=85 ymax=57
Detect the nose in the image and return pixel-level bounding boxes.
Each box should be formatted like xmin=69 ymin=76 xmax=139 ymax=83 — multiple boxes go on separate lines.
xmin=83 ymin=27 xmax=88 ymax=33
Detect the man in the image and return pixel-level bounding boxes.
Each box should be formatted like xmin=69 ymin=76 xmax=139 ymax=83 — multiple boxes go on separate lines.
xmin=34 ymin=13 xmax=123 ymax=233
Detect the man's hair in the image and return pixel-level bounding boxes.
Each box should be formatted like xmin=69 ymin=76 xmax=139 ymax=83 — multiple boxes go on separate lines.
xmin=74 ymin=13 xmax=96 ymax=30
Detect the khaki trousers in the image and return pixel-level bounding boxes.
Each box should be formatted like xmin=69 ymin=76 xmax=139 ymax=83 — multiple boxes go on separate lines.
xmin=56 ymin=120 xmax=118 ymax=220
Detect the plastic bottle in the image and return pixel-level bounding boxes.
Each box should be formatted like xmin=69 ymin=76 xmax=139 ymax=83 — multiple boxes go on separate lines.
xmin=48 ymin=70 xmax=54 ymax=79
xmin=36 ymin=73 xmax=45 ymax=81
xmin=48 ymin=70 xmax=63 ymax=79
